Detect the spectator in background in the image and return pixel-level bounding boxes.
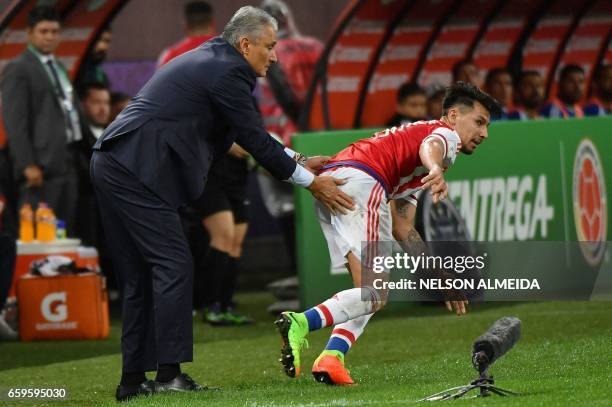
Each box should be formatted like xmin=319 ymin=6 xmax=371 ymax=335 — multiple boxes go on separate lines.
xmin=541 ymin=64 xmax=585 ymax=118
xmin=427 ymin=87 xmax=445 ymax=120
xmin=386 ymin=82 xmax=427 ymax=127
xmin=76 ymin=27 xmax=112 ymax=87
xmin=484 ymin=67 xmax=513 ymax=119
xmin=76 ymin=82 xmax=111 ymax=247
xmin=157 ymin=1 xmax=215 ymax=67
xmin=508 ymin=70 xmax=544 ymax=120
xmin=452 ymin=59 xmax=481 ymax=87
xmin=0 ymin=6 xmax=82 ymax=235
xmin=79 ymin=82 xmax=111 ymax=141
xmin=109 ymin=91 xmax=131 ymax=123
xmin=256 ymin=0 xmax=324 ymax=274
xmin=584 ymin=64 xmax=611 ymax=116
xmin=258 ymin=0 xmax=324 ymax=144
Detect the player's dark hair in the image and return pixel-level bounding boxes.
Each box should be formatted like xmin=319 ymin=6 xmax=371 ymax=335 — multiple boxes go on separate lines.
xmin=184 ymin=1 xmax=213 ymax=28
xmin=28 ymin=5 xmax=60 ymax=28
xmin=396 ymin=82 xmax=426 ymax=103
xmin=77 ymin=81 xmax=110 ymax=101
xmin=559 ymin=64 xmax=584 ymax=82
xmin=484 ymin=67 xmax=511 ymax=88
xmin=452 ymin=59 xmax=476 ymax=82
xmin=442 ymin=82 xmax=502 ymax=117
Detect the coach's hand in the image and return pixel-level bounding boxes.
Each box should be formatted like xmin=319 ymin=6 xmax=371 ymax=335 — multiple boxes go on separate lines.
xmin=304 ymin=156 xmax=330 ymax=173
xmin=308 ymin=176 xmax=355 ymax=214
xmin=421 ymin=165 xmax=448 ymax=204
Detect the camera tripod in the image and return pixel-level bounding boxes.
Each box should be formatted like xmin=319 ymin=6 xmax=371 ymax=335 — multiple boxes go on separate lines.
xmin=419 ymin=351 xmax=518 ymax=401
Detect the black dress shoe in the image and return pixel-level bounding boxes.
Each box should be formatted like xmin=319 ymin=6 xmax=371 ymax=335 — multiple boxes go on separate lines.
xmin=154 ymin=373 xmax=205 ymax=393
xmin=115 ymin=379 xmax=156 ymax=401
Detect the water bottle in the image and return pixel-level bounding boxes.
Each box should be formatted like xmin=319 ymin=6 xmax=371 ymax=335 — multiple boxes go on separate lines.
xmin=19 ymin=203 xmax=34 ymax=242
xmin=56 ymin=219 xmax=67 ymax=239
xmin=36 ymin=203 xmax=56 ymax=242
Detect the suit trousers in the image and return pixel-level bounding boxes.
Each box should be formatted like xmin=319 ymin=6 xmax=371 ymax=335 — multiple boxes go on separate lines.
xmin=90 ymin=150 xmax=193 ymax=373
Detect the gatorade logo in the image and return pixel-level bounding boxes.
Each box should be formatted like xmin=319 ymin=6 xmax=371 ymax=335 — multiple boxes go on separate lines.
xmin=573 ymin=139 xmax=607 ymax=267
xmin=41 ymin=292 xmax=68 ymax=322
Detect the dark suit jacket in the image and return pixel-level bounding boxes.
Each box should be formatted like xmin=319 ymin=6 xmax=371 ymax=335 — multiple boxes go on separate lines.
xmin=1 ymin=48 xmax=75 ymax=181
xmin=76 ymin=119 xmax=99 ymax=194
xmin=94 ymin=37 xmax=297 ymax=209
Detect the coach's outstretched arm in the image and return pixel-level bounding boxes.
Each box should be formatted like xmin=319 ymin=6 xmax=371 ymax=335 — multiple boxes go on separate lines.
xmin=212 ymin=66 xmax=354 ymax=214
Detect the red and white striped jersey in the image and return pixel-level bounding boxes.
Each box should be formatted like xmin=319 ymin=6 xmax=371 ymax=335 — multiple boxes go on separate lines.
xmin=325 ymin=120 xmax=462 ymax=205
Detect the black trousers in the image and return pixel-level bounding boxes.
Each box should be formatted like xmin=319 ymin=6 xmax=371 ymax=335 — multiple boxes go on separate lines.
xmin=91 ymin=151 xmax=193 ymax=373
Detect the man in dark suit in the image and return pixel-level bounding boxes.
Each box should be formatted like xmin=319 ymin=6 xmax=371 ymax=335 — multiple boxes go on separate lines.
xmin=76 ymin=81 xmax=111 ymax=247
xmin=91 ymin=6 xmax=354 ymax=401
xmin=1 ymin=6 xmax=82 ymax=235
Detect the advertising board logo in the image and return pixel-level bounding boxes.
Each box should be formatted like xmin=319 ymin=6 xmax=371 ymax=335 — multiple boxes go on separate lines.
xmin=573 ymin=139 xmax=607 ymax=266
xmin=41 ymin=292 xmax=68 ymax=322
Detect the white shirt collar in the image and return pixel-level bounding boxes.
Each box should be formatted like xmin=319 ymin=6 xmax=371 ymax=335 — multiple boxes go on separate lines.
xmin=37 ymin=53 xmax=55 ymax=65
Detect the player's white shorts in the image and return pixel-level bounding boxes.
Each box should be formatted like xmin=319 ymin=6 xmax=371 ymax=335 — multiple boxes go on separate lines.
xmin=316 ymin=166 xmax=393 ymax=270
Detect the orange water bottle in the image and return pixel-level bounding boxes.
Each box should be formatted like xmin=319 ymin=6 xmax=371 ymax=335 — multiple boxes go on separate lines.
xmin=19 ymin=203 xmax=34 ymax=242
xmin=35 ymin=203 xmax=46 ymax=241
xmin=35 ymin=203 xmax=54 ymax=242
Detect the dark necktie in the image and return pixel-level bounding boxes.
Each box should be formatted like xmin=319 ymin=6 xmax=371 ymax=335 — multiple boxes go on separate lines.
xmin=45 ymin=59 xmax=81 ymax=143
xmin=46 ymin=59 xmax=66 ymax=100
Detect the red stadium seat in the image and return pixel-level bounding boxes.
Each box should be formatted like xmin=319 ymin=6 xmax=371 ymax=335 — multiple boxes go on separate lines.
xmin=307 ymin=0 xmax=408 ymax=130
xmin=552 ymin=0 xmax=612 ymax=99
xmin=418 ymin=0 xmax=501 ymax=89
xmin=53 ymin=0 xmax=127 ymax=78
xmin=359 ymin=0 xmax=455 ymax=128
xmin=472 ymin=0 xmax=545 ymax=75
xmin=521 ymin=0 xmax=589 ymax=95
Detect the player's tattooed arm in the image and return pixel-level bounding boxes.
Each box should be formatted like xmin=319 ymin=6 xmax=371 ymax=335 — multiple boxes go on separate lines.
xmin=392 ymin=199 xmax=467 ymax=314
xmin=391 ymin=199 xmax=428 ymax=254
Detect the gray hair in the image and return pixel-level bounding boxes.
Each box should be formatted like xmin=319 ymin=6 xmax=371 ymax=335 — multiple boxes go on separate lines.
xmin=222 ymin=6 xmax=278 ymax=48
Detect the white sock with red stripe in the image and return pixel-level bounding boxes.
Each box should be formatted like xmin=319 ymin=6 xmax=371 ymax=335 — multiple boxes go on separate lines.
xmin=302 ymin=287 xmax=376 ymax=331
xmin=324 ymin=313 xmax=374 ymax=355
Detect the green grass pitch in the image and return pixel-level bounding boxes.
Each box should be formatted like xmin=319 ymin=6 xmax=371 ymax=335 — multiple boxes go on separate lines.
xmin=0 ymin=293 xmax=610 ymax=406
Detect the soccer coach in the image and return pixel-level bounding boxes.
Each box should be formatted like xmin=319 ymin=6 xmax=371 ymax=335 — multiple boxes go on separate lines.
xmin=91 ymin=6 xmax=353 ymax=401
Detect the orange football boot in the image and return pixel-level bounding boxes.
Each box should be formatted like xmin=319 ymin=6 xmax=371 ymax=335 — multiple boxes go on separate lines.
xmin=312 ymin=350 xmax=354 ymax=385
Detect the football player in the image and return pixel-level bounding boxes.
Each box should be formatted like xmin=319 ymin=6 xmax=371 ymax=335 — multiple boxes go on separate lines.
xmin=276 ymin=82 xmax=501 ymax=385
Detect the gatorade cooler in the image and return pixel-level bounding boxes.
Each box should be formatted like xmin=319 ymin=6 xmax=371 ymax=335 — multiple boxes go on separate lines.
xmin=10 ymin=239 xmax=81 ymax=297
xmin=17 ymin=273 xmax=110 ymax=341
xmin=76 ymin=246 xmax=100 ymax=272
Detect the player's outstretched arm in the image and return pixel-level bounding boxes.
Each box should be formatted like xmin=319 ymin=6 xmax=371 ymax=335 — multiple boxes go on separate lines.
xmin=419 ymin=138 xmax=448 ymax=204
xmin=391 ymin=199 xmax=468 ymax=315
